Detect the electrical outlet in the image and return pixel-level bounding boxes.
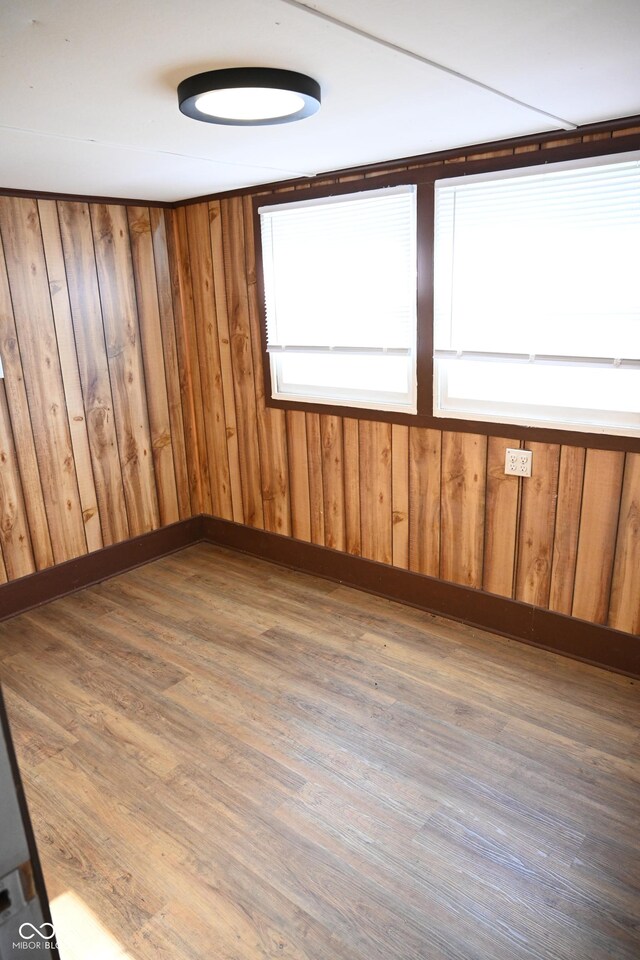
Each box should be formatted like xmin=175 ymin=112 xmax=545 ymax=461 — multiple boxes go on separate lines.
xmin=0 ymin=868 xmax=26 ymax=922
xmin=505 ymin=448 xmax=532 ymax=477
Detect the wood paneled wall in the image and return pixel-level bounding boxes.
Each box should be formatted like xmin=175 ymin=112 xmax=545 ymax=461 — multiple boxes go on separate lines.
xmin=170 ymin=176 xmax=640 ymax=638
xmin=0 ymin=197 xmax=191 ymax=583
xmin=1 ymin=122 xmax=639 ymax=644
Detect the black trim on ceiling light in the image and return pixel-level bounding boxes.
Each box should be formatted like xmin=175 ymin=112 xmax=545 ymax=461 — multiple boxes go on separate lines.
xmin=177 ymin=67 xmax=321 ymax=126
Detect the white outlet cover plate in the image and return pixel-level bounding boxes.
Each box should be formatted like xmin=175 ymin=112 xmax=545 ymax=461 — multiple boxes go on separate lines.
xmin=505 ymin=448 xmax=533 ymax=477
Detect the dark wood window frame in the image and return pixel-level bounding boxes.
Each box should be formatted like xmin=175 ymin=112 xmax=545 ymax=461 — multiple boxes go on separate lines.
xmin=253 ymin=126 xmax=640 ymax=453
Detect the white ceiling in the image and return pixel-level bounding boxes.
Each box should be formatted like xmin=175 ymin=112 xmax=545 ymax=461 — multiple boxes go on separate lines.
xmin=1 ymin=0 xmax=639 ymax=202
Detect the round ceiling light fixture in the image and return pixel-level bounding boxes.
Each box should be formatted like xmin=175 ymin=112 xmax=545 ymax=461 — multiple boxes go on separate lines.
xmin=177 ymin=67 xmax=321 ymax=126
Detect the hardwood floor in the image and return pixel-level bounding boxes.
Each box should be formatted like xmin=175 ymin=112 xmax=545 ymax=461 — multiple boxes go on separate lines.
xmin=0 ymin=542 xmax=638 ymax=960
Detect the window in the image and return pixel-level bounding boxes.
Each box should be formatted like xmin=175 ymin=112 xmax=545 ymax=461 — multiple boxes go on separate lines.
xmin=433 ymin=152 xmax=640 ymax=437
xmin=259 ymin=184 xmax=417 ymax=413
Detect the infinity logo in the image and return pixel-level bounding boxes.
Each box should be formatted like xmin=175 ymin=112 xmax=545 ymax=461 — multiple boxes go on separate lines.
xmin=19 ymin=922 xmax=56 ymax=940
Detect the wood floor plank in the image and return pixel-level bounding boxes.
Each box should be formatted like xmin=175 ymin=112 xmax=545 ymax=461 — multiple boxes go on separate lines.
xmin=1 ymin=685 xmax=78 ymax=768
xmin=0 ymin=543 xmax=638 ymax=960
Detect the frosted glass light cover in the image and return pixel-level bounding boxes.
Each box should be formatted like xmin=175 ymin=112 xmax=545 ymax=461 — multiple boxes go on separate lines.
xmin=195 ymin=87 xmax=306 ymax=121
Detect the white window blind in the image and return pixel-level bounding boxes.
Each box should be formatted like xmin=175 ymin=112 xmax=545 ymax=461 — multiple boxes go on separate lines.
xmin=433 ymin=152 xmax=640 ymax=436
xmin=259 ymin=184 xmax=417 ymax=412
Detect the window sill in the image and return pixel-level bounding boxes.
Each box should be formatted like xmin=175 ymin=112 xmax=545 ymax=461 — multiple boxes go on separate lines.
xmin=265 ymin=394 xmax=640 ymax=452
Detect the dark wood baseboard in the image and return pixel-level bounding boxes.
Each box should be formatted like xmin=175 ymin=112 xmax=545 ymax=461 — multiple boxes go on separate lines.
xmin=0 ymin=517 xmax=205 ymax=622
xmin=202 ymin=516 xmax=640 ymax=679
xmin=1 ymin=514 xmax=637 ymax=678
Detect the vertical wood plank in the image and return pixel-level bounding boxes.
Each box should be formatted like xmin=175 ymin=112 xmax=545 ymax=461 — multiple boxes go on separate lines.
xmin=286 ymin=411 xmax=311 ymax=543
xmin=320 ymin=416 xmax=345 ymax=551
xmin=0 ymin=196 xmax=86 ymax=563
xmin=0 ymin=545 xmax=6 ymax=584
xmin=57 ymin=200 xmax=129 ymax=545
xmin=572 ymin=449 xmax=625 ymax=624
xmin=343 ymin=418 xmax=361 ymax=557
xmin=164 ymin=207 xmax=209 ymax=515
xmin=0 ymin=229 xmax=54 ymax=569
xmin=306 ymin=413 xmax=325 ymax=546
xmin=482 ymin=436 xmax=520 ymax=598
xmin=391 ymin=424 xmax=409 ymax=569
xmin=255 ymin=403 xmax=291 ymax=535
xmin=220 ymin=198 xmax=263 ymax=528
xmin=440 ymin=432 xmax=486 ymax=588
xmin=609 ymin=453 xmax=640 ymax=633
xmin=126 ymin=206 xmax=180 ymax=527
xmin=242 ymin=196 xmax=289 ymax=535
xmin=91 ymin=203 xmax=159 ymax=536
xmin=38 ymin=200 xmax=103 ymax=554
xmin=150 ymin=209 xmax=191 ymax=520
xmin=208 ymin=201 xmax=243 ymax=524
xmin=548 ymin=445 xmax=586 ymax=615
xmin=184 ymin=202 xmax=232 ymax=520
xmin=359 ymin=420 xmax=392 ymax=564
xmin=515 ymin=442 xmax=560 ymax=607
xmin=408 ymin=426 xmax=441 ymax=577
xmin=0 ymin=383 xmax=36 ymax=579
